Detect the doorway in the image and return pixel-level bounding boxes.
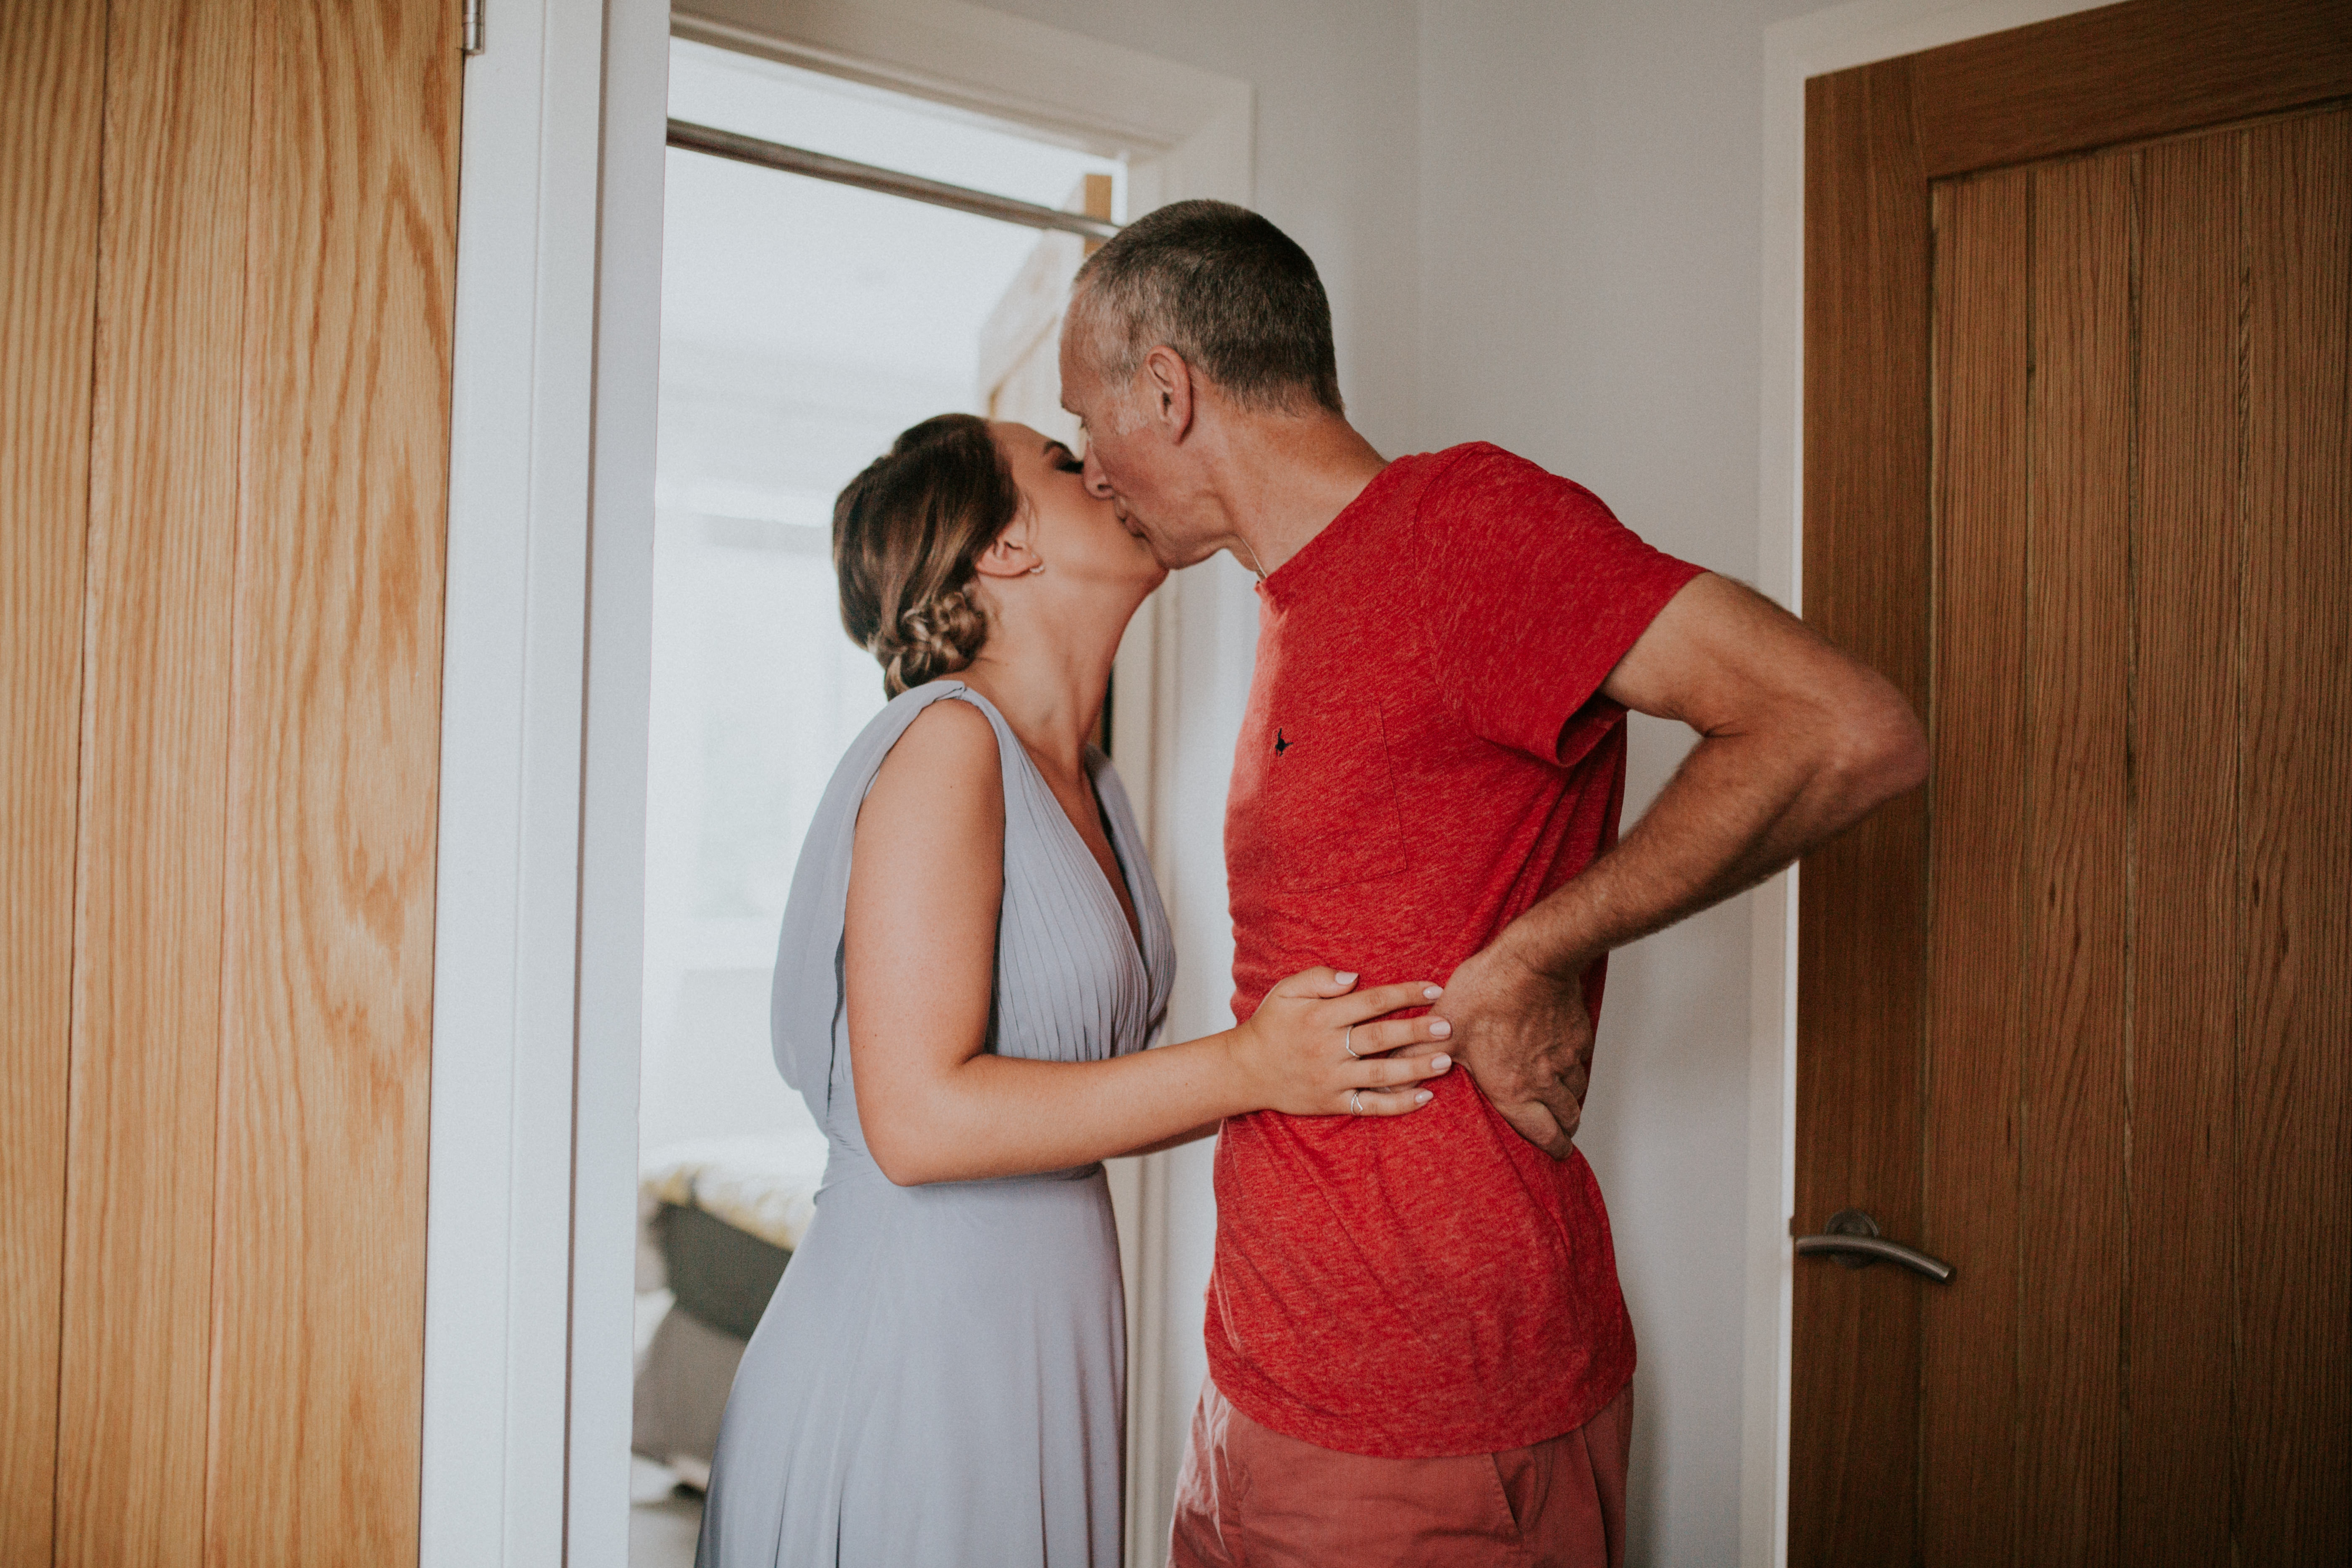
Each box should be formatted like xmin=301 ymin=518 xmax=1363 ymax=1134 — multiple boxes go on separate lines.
xmin=425 ymin=2 xmax=1252 ymax=1553
xmin=626 ymin=36 xmax=1124 ymax=1562
xmin=1788 ymin=2 xmax=2350 ymax=1561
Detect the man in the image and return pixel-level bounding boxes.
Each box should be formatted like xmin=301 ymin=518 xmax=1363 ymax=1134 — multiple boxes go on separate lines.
xmin=1060 ymin=202 xmax=1925 ymax=1568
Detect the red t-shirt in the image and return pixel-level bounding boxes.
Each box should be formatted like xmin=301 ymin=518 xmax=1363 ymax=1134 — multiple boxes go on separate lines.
xmin=1212 ymin=442 xmax=1705 ymax=1458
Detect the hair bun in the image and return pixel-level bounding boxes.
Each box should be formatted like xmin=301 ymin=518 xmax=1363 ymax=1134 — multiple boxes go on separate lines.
xmin=876 ymin=581 xmax=989 ymax=693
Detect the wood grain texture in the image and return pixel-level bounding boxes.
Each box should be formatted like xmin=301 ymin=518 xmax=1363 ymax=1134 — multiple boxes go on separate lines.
xmin=202 ymin=0 xmax=458 ymax=1557
xmin=1910 ymin=0 xmax=2352 ymax=179
xmin=1791 ymin=58 xmax=1932 ymax=1568
xmin=2123 ymin=126 xmax=2242 ymax=1568
xmin=1920 ymin=165 xmax=2031 ymax=1568
xmin=1807 ymin=8 xmax=2352 ymax=1555
xmin=2238 ymin=106 xmax=2352 ymax=1567
xmin=0 ymin=1 xmax=105 ymax=1560
xmin=2016 ymin=150 xmax=2133 ymax=1568
xmin=54 ymin=0 xmax=252 ymax=1560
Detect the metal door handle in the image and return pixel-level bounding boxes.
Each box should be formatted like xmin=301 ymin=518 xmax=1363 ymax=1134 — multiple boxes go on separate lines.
xmin=1795 ymin=1209 xmax=1954 ymax=1284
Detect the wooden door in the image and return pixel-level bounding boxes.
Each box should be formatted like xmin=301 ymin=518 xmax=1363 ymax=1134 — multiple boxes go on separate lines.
xmin=1794 ymin=3 xmax=2351 ymax=1563
xmin=0 ymin=1 xmax=459 ymax=1562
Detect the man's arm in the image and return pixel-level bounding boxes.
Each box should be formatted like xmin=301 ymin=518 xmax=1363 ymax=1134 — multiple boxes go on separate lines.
xmin=1429 ymin=572 xmax=1928 ymax=1157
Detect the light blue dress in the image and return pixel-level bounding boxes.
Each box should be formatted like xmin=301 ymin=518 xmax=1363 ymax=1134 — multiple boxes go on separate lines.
xmin=698 ymin=681 xmax=1174 ymax=1568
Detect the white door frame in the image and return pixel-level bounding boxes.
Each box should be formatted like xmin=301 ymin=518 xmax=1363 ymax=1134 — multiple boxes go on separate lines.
xmin=422 ymin=2 xmax=1251 ymax=1561
xmin=1745 ymin=4 xmax=2124 ymax=1564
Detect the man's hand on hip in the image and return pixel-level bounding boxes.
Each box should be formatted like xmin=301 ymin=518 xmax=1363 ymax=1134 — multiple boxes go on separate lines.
xmin=1428 ymin=939 xmax=1594 ymax=1160
xmin=1427 ymin=573 xmax=1930 ymax=1161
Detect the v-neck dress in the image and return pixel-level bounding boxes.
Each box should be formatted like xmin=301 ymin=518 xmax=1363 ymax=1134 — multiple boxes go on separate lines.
xmin=697 ymin=682 xmax=1175 ymax=1568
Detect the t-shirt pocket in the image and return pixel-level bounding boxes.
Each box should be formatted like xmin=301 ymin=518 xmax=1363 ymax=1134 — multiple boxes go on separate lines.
xmin=1231 ymin=699 xmax=1411 ymax=893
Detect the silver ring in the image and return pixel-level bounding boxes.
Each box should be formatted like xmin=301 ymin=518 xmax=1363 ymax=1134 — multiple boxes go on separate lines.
xmin=1348 ymin=1090 xmax=1365 ymax=1115
xmin=1344 ymin=1024 xmax=1362 ymax=1059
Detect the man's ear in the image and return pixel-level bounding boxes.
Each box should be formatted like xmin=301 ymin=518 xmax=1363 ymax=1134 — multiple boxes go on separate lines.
xmin=971 ymin=518 xmax=1042 ymax=580
xmin=1140 ymin=346 xmax=1197 ymax=443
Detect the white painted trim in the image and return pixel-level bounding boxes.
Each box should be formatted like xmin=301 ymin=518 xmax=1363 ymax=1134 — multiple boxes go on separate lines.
xmin=422 ymin=0 xmax=663 ymax=1561
xmin=565 ymin=0 xmax=674 ymax=1560
xmin=671 ymin=0 xmax=1253 ymax=165
xmin=1744 ymin=5 xmax=2120 ymax=1565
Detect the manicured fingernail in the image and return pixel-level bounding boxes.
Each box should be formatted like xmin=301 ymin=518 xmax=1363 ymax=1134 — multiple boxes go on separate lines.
xmin=1414 ymin=1090 xmax=1434 ymax=1104
xmin=1430 ymin=1054 xmax=1451 ymax=1071
xmin=1335 ymin=971 xmax=1358 ymax=986
xmin=1423 ymin=986 xmax=1443 ymax=1000
xmin=1428 ymin=1020 xmax=1451 ymax=1038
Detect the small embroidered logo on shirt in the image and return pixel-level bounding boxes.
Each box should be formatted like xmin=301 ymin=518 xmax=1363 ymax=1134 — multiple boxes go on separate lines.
xmin=1274 ymin=729 xmax=1291 ymax=755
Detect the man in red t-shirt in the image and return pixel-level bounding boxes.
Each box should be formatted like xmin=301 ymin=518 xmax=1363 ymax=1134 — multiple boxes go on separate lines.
xmin=1060 ymin=203 xmax=1926 ymax=1567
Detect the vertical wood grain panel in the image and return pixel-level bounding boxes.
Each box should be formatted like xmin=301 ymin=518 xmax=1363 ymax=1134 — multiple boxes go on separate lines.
xmin=1920 ymin=165 xmax=2031 ymax=1568
xmin=54 ymin=0 xmax=252 ymax=1560
xmin=2124 ymin=126 xmax=2242 ymax=1567
xmin=2018 ymin=150 xmax=2132 ymax=1568
xmin=1792 ymin=58 xmax=1932 ymax=1567
xmin=0 ymin=2 xmax=106 ymax=1559
xmin=202 ymin=0 xmax=458 ymax=1556
xmin=2238 ymin=105 xmax=2352 ymax=1567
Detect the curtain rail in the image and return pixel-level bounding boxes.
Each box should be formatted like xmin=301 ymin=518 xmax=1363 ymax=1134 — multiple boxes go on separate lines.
xmin=665 ymin=119 xmax=1122 ymax=241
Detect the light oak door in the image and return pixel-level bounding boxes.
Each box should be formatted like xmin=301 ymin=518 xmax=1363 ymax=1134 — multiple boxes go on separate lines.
xmin=0 ymin=1 xmax=459 ymax=1561
xmin=1793 ymin=2 xmax=2350 ymax=1563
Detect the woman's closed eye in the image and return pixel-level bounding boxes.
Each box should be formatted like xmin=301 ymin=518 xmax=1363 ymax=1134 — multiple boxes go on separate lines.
xmin=1044 ymin=440 xmax=1084 ymax=475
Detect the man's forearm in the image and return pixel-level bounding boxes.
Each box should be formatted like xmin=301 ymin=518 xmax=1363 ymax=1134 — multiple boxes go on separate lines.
xmin=1496 ymin=712 xmax=1919 ymax=981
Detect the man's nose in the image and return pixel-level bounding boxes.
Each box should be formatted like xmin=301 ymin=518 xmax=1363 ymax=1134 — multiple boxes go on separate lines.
xmin=1080 ymin=445 xmax=1114 ymax=498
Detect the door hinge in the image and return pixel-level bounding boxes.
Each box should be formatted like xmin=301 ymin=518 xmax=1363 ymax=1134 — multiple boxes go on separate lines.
xmin=462 ymin=0 xmax=484 ymax=55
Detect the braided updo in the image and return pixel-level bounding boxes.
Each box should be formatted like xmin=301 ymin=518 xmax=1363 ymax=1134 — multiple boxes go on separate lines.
xmin=833 ymin=413 xmax=1023 ymax=697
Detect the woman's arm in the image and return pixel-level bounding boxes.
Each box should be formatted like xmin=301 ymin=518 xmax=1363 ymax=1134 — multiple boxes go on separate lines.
xmin=843 ymin=701 xmax=1450 ymax=1186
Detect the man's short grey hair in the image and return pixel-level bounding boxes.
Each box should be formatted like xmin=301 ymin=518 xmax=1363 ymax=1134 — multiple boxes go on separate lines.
xmin=1070 ymin=199 xmax=1344 ymax=416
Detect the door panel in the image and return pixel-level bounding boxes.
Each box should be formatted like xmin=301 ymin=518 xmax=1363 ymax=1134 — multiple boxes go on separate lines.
xmin=206 ymin=1 xmax=458 ymax=1558
xmin=1796 ymin=4 xmax=2352 ymax=1561
xmin=57 ymin=0 xmax=252 ymax=1552
xmin=1920 ymin=165 xmax=2029 ymax=1568
xmin=0 ymin=0 xmax=460 ymax=1560
xmin=2015 ymin=151 xmax=2132 ymax=1568
xmin=2238 ymin=107 xmax=2350 ymax=1565
xmin=1791 ymin=59 xmax=1933 ymax=1566
xmin=0 ymin=2 xmax=105 ymax=1559
xmin=2125 ymin=127 xmax=2243 ymax=1568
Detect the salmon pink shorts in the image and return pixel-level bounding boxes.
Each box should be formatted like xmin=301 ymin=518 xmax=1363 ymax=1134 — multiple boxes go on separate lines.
xmin=1167 ymin=1377 xmax=1632 ymax=1568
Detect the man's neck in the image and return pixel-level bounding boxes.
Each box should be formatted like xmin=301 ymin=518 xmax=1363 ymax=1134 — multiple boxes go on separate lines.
xmin=1208 ymin=412 xmax=1388 ymax=579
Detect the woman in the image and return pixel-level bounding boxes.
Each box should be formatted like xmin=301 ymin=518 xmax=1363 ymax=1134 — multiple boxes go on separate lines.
xmin=695 ymin=414 xmax=1454 ymax=1568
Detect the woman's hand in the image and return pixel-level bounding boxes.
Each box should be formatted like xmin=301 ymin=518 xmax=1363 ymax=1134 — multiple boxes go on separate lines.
xmin=1225 ymin=968 xmax=1454 ymax=1118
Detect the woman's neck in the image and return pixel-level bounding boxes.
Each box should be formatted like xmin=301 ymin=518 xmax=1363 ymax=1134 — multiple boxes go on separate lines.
xmin=954 ymin=602 xmax=1125 ymax=782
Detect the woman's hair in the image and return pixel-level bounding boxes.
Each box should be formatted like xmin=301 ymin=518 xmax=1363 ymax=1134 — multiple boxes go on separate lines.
xmin=833 ymin=413 xmax=1023 ymax=697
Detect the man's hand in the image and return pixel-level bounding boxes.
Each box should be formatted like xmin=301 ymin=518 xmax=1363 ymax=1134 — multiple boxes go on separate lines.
xmin=1428 ymin=939 xmax=1594 ymax=1160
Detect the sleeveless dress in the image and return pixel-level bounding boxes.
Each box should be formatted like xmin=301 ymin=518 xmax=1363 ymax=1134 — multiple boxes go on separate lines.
xmin=696 ymin=681 xmax=1175 ymax=1568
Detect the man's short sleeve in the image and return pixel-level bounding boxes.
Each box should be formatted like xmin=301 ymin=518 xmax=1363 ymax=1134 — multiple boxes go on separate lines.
xmin=1411 ymin=444 xmax=1705 ymax=766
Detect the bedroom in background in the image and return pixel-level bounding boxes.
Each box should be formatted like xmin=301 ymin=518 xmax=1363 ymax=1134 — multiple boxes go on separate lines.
xmin=627 ymin=35 xmax=1124 ymax=1564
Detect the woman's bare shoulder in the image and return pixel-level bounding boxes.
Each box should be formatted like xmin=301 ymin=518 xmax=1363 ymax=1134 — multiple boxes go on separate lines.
xmin=860 ymin=695 xmax=1003 ymax=834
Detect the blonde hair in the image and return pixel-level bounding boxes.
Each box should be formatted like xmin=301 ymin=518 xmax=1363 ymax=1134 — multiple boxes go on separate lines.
xmin=832 ymin=413 xmax=1022 ymax=697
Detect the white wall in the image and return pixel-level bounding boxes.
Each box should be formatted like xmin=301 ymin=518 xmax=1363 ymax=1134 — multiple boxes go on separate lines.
xmin=969 ymin=2 xmax=1823 ymax=1560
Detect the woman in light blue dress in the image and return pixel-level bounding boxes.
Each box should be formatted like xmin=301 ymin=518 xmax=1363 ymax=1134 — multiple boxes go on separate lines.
xmin=696 ymin=414 xmax=1456 ymax=1568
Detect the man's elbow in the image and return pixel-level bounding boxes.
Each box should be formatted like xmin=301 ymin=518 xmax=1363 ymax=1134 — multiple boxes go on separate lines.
xmin=1829 ymin=684 xmax=1928 ymax=814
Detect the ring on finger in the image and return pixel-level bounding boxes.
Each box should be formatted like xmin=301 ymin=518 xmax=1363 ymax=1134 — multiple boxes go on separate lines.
xmin=1348 ymin=1090 xmax=1365 ymax=1115
xmin=1344 ymin=1023 xmax=1362 ymax=1060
